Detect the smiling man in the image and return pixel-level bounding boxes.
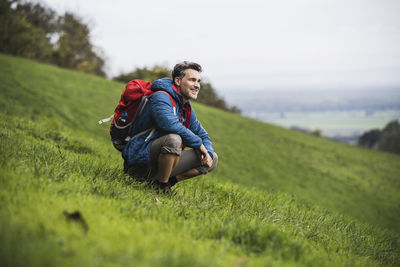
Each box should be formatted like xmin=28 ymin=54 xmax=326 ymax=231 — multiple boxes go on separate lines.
xmin=122 ymin=61 xmax=218 ymax=192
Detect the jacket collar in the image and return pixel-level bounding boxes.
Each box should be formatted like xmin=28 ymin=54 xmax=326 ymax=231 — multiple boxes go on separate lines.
xmin=151 ymin=78 xmax=191 ymax=107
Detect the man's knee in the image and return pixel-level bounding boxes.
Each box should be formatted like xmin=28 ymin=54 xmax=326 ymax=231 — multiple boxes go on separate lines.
xmin=160 ymin=134 xmax=182 ymax=156
xmin=197 ymin=152 xmax=218 ymax=174
xmin=209 ymin=152 xmax=218 ymax=172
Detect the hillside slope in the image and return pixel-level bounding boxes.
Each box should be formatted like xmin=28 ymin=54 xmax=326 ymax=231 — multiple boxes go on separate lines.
xmin=1 ymin=54 xmax=399 ymax=232
xmin=0 ymin=54 xmax=399 ymax=266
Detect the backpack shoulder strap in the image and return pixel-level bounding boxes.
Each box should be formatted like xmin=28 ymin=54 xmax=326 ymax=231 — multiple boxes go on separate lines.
xmin=155 ymin=91 xmax=177 ymax=115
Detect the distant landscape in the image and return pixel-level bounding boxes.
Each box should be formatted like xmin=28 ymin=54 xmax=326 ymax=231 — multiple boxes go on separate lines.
xmin=224 ymin=88 xmax=400 ymax=143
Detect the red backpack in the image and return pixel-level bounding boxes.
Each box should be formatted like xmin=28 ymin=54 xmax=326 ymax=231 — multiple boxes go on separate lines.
xmin=99 ymin=80 xmax=176 ymax=151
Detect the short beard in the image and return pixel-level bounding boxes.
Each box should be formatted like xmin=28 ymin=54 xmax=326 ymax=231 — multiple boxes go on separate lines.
xmin=189 ymin=93 xmax=198 ymax=100
xmin=182 ymin=91 xmax=198 ymax=101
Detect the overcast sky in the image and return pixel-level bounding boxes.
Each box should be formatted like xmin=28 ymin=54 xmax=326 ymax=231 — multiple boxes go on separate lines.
xmin=41 ymin=0 xmax=400 ymax=92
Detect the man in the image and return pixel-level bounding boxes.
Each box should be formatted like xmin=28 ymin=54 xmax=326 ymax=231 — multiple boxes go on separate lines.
xmin=122 ymin=61 xmax=218 ymax=192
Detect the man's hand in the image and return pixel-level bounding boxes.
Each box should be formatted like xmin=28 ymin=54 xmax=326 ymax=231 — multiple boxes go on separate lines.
xmin=196 ymin=144 xmax=213 ymax=168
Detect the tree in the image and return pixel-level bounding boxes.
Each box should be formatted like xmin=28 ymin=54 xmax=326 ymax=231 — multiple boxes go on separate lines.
xmin=358 ymin=129 xmax=381 ymax=148
xmin=0 ymin=0 xmax=53 ymax=61
xmin=0 ymin=0 xmax=105 ymax=77
xmin=113 ymin=65 xmax=170 ymax=83
xmin=197 ymin=82 xmax=241 ymax=113
xmin=378 ymin=120 xmax=400 ymax=154
xmin=382 ymin=120 xmax=400 ymax=133
xmin=378 ymin=131 xmax=400 ymax=154
xmin=358 ymin=120 xmax=400 ymax=154
xmin=14 ymin=0 xmax=57 ymax=33
xmin=53 ymin=12 xmax=105 ymax=76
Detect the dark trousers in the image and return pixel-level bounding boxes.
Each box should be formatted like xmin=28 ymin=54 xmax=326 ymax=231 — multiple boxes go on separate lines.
xmin=125 ymin=134 xmax=218 ymax=180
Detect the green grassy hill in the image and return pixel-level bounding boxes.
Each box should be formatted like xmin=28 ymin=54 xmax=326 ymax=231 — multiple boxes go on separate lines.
xmin=1 ymin=54 xmax=399 ymax=266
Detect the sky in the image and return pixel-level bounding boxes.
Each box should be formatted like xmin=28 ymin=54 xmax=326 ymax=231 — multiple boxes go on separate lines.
xmin=41 ymin=0 xmax=400 ymax=92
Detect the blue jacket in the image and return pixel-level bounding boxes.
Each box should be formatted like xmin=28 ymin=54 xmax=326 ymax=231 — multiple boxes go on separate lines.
xmin=122 ymin=78 xmax=214 ymax=167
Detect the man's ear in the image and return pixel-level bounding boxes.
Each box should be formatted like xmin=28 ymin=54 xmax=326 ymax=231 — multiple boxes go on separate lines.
xmin=174 ymin=77 xmax=181 ymax=87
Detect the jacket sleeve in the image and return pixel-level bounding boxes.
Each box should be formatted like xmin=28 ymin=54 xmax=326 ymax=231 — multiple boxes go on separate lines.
xmin=188 ymin=109 xmax=214 ymax=159
xmin=150 ymin=92 xmax=203 ymax=148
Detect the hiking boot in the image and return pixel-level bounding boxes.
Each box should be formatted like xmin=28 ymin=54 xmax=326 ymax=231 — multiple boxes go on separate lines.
xmin=168 ymin=176 xmax=178 ymax=187
xmin=151 ymin=180 xmax=172 ymax=194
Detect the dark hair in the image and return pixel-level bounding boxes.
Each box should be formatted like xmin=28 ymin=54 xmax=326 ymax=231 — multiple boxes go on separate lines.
xmin=172 ymin=61 xmax=202 ymax=84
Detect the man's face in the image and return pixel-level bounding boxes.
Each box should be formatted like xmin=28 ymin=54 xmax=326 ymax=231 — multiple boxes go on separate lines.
xmin=175 ymin=69 xmax=201 ymax=101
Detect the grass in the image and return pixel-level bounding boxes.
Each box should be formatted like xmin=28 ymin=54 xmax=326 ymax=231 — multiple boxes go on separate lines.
xmin=200 ymin=104 xmax=400 ymax=233
xmin=1 ymin=54 xmax=400 ymax=266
